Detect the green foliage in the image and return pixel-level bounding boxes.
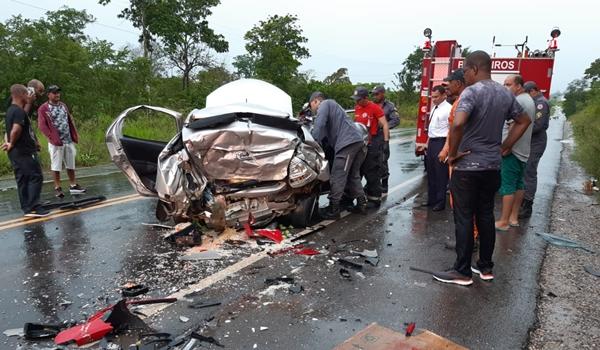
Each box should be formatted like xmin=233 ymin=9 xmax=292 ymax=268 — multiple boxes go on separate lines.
xmin=570 ymin=89 xmax=600 ymax=179
xmin=394 ymin=46 xmax=424 ymax=98
xmin=234 ymin=14 xmax=309 ymax=91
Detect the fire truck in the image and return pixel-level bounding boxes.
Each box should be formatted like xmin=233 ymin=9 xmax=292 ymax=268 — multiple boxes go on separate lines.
xmin=414 ymin=27 xmax=561 ymax=155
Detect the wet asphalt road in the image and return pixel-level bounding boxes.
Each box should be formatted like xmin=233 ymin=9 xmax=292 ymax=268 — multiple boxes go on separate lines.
xmin=0 ymin=121 xmax=564 ymax=349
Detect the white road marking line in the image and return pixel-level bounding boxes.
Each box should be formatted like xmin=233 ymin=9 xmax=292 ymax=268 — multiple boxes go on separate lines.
xmin=140 ymin=173 xmax=425 ymax=319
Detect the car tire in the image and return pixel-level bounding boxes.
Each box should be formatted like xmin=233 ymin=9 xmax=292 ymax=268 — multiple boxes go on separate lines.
xmin=286 ymin=192 xmax=318 ymax=228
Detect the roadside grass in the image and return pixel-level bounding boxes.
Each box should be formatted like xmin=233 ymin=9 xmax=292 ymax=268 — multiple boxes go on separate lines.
xmin=570 ymin=100 xmax=600 ymax=179
xmin=0 ymin=111 xmax=179 ymax=176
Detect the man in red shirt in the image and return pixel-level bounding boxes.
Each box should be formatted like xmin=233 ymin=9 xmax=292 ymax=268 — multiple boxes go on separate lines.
xmin=352 ymin=87 xmax=389 ymax=206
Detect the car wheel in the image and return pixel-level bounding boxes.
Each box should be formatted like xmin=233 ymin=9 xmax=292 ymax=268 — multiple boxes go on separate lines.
xmin=286 ymin=192 xmax=318 ymax=228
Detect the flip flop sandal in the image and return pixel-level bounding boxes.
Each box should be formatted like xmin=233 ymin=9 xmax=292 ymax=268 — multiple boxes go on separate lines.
xmin=509 ymin=222 xmax=520 ymax=227
xmin=495 ymin=225 xmax=509 ymax=232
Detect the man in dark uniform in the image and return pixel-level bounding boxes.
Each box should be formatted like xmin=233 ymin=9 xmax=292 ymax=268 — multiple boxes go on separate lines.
xmin=2 ymin=84 xmax=48 ymax=217
xmin=353 ymin=87 xmax=390 ymax=207
xmin=310 ymin=92 xmax=368 ymax=219
xmin=371 ymin=86 xmax=400 ymax=195
xmin=519 ymin=81 xmax=551 ymax=218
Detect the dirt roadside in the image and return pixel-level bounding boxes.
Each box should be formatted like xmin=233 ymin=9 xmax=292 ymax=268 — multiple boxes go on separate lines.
xmin=528 ymin=122 xmax=600 ymax=349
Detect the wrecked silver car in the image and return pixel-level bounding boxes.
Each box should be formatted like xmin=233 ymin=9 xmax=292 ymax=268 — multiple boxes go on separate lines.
xmin=106 ymin=79 xmax=329 ymax=228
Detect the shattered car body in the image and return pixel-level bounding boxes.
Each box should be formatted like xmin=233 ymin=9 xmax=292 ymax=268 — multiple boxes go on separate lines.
xmin=106 ymin=79 xmax=329 ymax=228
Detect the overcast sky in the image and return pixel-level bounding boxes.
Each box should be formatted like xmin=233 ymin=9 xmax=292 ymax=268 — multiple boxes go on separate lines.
xmin=3 ymin=0 xmax=598 ymax=93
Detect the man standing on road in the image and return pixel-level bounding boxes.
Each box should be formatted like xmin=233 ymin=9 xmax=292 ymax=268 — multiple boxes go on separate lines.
xmin=495 ymin=75 xmax=535 ymax=231
xmin=310 ymin=92 xmax=367 ymax=219
xmin=353 ymin=87 xmax=390 ymax=207
xmin=2 ymin=84 xmax=48 ymax=217
xmin=425 ymin=85 xmax=452 ymax=211
xmin=433 ymin=51 xmax=531 ymax=286
xmin=371 ymin=86 xmax=400 ymax=195
xmin=38 ymin=85 xmax=86 ymax=198
xmin=519 ymin=81 xmax=551 ymax=218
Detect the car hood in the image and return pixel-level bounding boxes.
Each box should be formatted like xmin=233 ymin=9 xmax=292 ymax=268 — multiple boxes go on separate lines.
xmin=205 ymin=78 xmax=294 ymax=117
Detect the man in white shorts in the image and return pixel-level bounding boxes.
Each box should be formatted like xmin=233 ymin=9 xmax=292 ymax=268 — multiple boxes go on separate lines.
xmin=37 ymin=85 xmax=86 ymax=197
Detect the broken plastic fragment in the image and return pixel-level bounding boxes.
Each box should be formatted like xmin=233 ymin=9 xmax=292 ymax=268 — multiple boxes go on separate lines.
xmin=122 ymin=284 xmax=149 ymax=297
xmin=405 ymin=322 xmax=416 ymax=336
xmin=365 ymin=257 xmax=379 ymax=267
xmin=255 ymin=229 xmax=284 ymax=244
xmin=260 ymin=326 xmax=268 ymax=331
xmin=294 ymin=248 xmax=320 ymax=256
xmin=338 ymin=259 xmax=363 ymax=271
xmin=179 ymin=316 xmax=190 ymax=323
xmin=3 ymin=328 xmax=24 ymax=337
xmin=356 ymin=249 xmax=378 ymax=258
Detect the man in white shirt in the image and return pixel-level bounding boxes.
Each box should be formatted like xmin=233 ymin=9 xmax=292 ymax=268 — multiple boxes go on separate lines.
xmin=426 ymin=85 xmax=452 ymax=211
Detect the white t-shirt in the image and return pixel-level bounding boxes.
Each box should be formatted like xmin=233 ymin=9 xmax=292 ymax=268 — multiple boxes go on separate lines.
xmin=428 ymin=100 xmax=452 ymax=138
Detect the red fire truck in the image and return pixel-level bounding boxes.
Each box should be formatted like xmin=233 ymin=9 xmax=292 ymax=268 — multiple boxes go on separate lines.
xmin=414 ymin=27 xmax=561 ymax=155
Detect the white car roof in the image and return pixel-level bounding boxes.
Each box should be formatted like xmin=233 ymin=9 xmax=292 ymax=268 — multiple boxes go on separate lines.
xmin=205 ymin=79 xmax=293 ymax=117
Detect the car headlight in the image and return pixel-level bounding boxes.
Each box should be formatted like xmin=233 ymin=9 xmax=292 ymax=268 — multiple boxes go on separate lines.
xmin=288 ymin=156 xmax=317 ymax=188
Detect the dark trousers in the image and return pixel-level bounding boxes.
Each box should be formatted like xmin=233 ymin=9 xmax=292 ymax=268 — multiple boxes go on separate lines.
xmin=8 ymin=150 xmax=43 ymax=213
xmin=381 ymin=142 xmax=390 ymax=192
xmin=450 ymin=170 xmax=501 ymax=276
xmin=329 ymin=142 xmax=366 ymax=203
xmin=524 ymin=134 xmax=547 ymax=201
xmin=425 ymin=138 xmax=449 ymax=207
xmin=360 ymin=143 xmax=383 ymax=200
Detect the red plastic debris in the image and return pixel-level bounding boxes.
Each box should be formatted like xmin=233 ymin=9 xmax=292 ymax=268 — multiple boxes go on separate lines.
xmin=405 ymin=322 xmax=416 ymax=337
xmin=255 ymin=229 xmax=284 ymax=244
xmin=294 ymin=248 xmax=320 ymax=256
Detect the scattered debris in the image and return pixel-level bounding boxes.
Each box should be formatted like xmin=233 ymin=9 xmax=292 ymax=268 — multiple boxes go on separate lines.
xmin=265 ymin=276 xmax=294 ymax=285
xmin=188 ymin=299 xmax=221 ymax=309
xmin=260 ymin=326 xmax=269 ymax=331
xmin=142 ymin=223 xmax=174 ymax=230
xmin=255 ymin=228 xmax=284 ymax=244
xmin=191 ymin=332 xmax=224 ymax=347
xmin=405 ymin=322 xmax=416 ymax=337
xmin=179 ymin=316 xmax=190 ymax=323
xmin=288 ymin=284 xmax=304 ymax=294
xmin=294 ymin=247 xmax=320 ymax=256
xmin=24 ymin=323 xmax=63 ymax=340
xmin=355 ymin=272 xmax=366 ymax=279
xmin=164 ymin=222 xmax=202 ymax=246
xmin=355 ymin=249 xmax=378 ymax=258
xmin=584 ymin=265 xmax=600 ymax=277
xmin=338 ymin=259 xmax=363 ymax=271
xmin=365 ymin=257 xmax=380 ymax=267
xmin=180 ymin=251 xmax=223 ymax=261
xmin=121 ymin=283 xmax=149 ymax=297
xmin=536 ymin=232 xmax=595 ymax=253
xmin=339 ymin=268 xmax=352 ymax=280
xmin=3 ymin=328 xmax=24 ymax=337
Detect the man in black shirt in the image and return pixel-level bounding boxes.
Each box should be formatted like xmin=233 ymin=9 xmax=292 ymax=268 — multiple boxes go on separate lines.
xmin=2 ymin=84 xmax=48 ymax=217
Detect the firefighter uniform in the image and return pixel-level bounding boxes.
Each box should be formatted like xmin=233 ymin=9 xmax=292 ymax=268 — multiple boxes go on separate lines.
xmin=521 ymin=90 xmax=550 ymax=216
xmin=355 ymin=100 xmax=385 ymax=203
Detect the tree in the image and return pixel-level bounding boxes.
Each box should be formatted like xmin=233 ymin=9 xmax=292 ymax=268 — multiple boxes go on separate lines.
xmin=101 ymin=0 xmax=228 ymax=89
xmin=323 ymin=68 xmax=351 ymax=85
xmin=233 ymin=14 xmax=309 ymax=90
xmin=584 ymin=58 xmax=600 ymax=84
xmin=563 ymin=78 xmax=589 ymax=117
xmin=394 ymin=47 xmax=424 ymax=98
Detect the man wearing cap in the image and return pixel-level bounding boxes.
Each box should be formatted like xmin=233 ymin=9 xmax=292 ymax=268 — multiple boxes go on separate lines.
xmin=309 ymin=92 xmax=368 ymax=219
xmin=353 ymin=86 xmax=390 ymax=206
xmin=371 ymin=86 xmax=400 ymax=195
xmin=38 ymin=85 xmax=86 ymax=198
xmin=519 ymin=81 xmax=550 ymax=218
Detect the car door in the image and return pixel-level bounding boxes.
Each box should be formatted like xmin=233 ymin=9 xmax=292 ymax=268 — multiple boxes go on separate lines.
xmin=106 ymin=105 xmax=183 ymax=196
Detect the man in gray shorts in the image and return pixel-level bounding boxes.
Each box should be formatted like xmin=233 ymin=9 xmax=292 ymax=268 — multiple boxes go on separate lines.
xmin=38 ymin=85 xmax=86 ymax=197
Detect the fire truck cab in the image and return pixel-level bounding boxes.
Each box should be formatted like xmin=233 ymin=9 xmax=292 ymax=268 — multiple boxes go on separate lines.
xmin=415 ymin=27 xmax=560 ymax=155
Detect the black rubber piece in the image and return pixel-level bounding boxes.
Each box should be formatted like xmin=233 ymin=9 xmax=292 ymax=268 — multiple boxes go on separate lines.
xmin=122 ymin=284 xmax=150 ymax=297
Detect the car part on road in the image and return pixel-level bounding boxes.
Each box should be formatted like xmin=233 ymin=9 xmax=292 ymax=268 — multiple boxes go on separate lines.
xmin=122 ymin=284 xmax=150 ymax=297
xmin=255 ymin=228 xmax=283 ymax=244
xmin=338 ymin=259 xmax=363 ymax=271
xmin=188 ymin=299 xmax=221 ymax=309
xmin=536 ymin=232 xmax=595 ymax=253
xmin=163 ymin=223 xmax=202 ymax=247
xmin=365 ymin=257 xmax=380 ymax=267
xmin=23 ymin=322 xmax=64 ymax=340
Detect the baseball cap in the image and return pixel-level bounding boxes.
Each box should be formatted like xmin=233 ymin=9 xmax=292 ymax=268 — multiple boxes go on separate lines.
xmin=351 ymin=86 xmax=369 ymax=101
xmin=523 ymin=81 xmax=538 ymax=92
xmin=47 ymin=85 xmax=61 ymax=93
xmin=443 ymin=69 xmax=465 ymax=83
xmin=309 ymin=91 xmax=325 ymax=102
xmin=371 ymin=85 xmax=385 ymax=95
